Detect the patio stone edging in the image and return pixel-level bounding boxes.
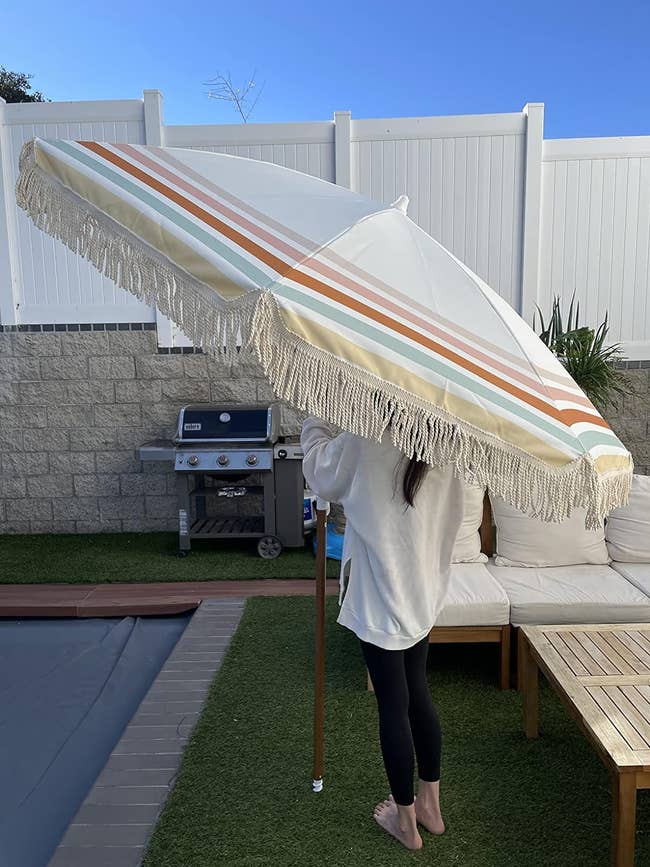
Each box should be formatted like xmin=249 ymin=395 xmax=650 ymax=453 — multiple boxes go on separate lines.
xmin=47 ymin=597 xmax=246 ymax=867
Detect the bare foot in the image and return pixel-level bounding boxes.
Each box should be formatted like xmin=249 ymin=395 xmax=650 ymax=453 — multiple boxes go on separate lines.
xmin=373 ymin=796 xmax=423 ymax=850
xmin=414 ymin=794 xmax=445 ymax=835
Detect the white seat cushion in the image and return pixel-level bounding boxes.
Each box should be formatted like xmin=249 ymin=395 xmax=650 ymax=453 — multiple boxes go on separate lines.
xmin=486 ymin=559 xmax=650 ymax=626
xmin=606 ymin=474 xmax=650 ymax=562
xmin=434 ymin=563 xmax=510 ymax=627
xmin=610 ymin=562 xmax=650 ymax=597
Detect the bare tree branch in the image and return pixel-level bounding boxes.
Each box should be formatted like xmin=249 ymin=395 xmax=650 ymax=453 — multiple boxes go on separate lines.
xmin=202 ymin=70 xmax=265 ymax=123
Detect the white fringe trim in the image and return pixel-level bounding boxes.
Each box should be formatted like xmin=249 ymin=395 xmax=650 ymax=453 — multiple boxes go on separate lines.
xmin=15 ymin=137 xmax=634 ymax=529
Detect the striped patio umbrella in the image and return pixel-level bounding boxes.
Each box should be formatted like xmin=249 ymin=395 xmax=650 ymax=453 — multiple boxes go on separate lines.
xmin=15 ymin=136 xmax=632 ymax=529
xmin=15 ymin=137 xmax=634 ymax=794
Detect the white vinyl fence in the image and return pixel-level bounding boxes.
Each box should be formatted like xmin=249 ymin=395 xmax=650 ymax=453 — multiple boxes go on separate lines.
xmin=1 ymin=91 xmax=649 ymax=358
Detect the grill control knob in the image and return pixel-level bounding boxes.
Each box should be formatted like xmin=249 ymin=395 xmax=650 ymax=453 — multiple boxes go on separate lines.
xmin=277 ymin=448 xmax=288 ymax=459
xmin=188 ymin=455 xmax=199 ymax=467
xmin=246 ymin=454 xmax=259 ymax=466
xmin=217 ymin=454 xmax=230 ymax=467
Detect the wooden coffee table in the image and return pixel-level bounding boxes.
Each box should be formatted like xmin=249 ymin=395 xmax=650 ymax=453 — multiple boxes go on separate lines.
xmin=520 ymin=623 xmax=650 ymax=867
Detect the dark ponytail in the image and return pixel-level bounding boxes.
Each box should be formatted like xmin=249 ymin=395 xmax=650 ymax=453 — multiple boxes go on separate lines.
xmin=402 ymin=456 xmax=429 ymax=507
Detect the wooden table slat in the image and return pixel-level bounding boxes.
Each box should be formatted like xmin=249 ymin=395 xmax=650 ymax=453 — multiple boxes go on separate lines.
xmin=603 ymin=686 xmax=650 ymax=748
xmin=586 ymin=686 xmax=650 ymax=750
xmin=600 ymin=632 xmax=650 ymax=674
xmin=547 ymin=631 xmax=590 ymax=676
xmin=628 ymin=630 xmax=650 ymax=657
xmin=620 ymin=685 xmax=650 ymax=726
xmin=590 ymin=632 xmax=639 ymax=675
xmin=613 ymin=631 xmax=650 ymax=669
xmin=578 ymin=675 xmax=650 ymax=686
xmin=573 ymin=631 xmax=623 ymax=676
xmin=561 ymin=631 xmax=608 ymax=675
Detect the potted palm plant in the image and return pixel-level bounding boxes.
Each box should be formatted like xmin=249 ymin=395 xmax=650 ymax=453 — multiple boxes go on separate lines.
xmin=533 ymin=292 xmax=627 ymax=411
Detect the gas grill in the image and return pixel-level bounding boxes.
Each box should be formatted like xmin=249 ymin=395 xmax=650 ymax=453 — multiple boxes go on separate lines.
xmin=138 ymin=404 xmax=305 ymax=558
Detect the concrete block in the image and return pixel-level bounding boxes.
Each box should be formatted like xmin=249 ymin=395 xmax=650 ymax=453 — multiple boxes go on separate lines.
xmin=49 ymin=451 xmax=94 ymax=474
xmin=135 ymin=355 xmax=185 ymax=379
xmin=30 ymin=520 xmax=77 ymax=534
xmin=26 ymin=474 xmax=74 ymax=497
xmin=95 ymin=450 xmax=141 ymax=473
xmin=209 ymin=379 xmax=257 ymax=404
xmin=144 ymin=495 xmax=177 ymax=518
xmin=120 ymin=472 xmax=167 ymax=496
xmin=98 ymin=495 xmax=145 ymax=519
xmin=18 ymin=381 xmax=67 ymax=405
xmin=75 ymin=519 xmax=122 ymax=533
xmin=0 ymin=519 xmax=30 ymax=533
xmin=57 ymin=497 xmax=101 ymax=521
xmin=69 ymin=429 xmax=118 ymax=451
xmin=59 ymin=331 xmax=110 ymax=355
xmin=11 ymin=332 xmax=61 ymax=356
xmin=46 ymin=405 xmax=94 ymax=429
xmin=0 ymin=406 xmax=47 ymax=429
xmin=89 ymin=356 xmax=136 ymax=380
xmin=0 ymin=429 xmax=23 ymax=451
xmin=21 ymin=430 xmax=69 ymax=453
xmin=0 ymin=477 xmax=26 ymax=498
xmin=107 ymin=329 xmax=157 ymax=355
xmin=74 ymin=474 xmax=120 ymax=497
xmin=0 ymin=357 xmax=41 ymax=381
xmin=114 ymin=380 xmax=163 ymax=403
xmin=0 ymin=383 xmax=19 ymax=404
xmin=2 ymin=452 xmax=49 ymax=475
xmin=0 ymin=332 xmax=13 ymax=355
xmin=140 ymin=403 xmax=179 ymax=429
xmin=182 ymin=354 xmax=208 ymax=378
xmin=60 ymin=331 xmax=109 ymax=356
xmin=65 ymin=380 xmax=116 ymax=404
xmin=40 ymin=356 xmax=89 ymax=380
xmin=162 ymin=379 xmax=210 ymax=402
xmin=95 ymin=404 xmax=142 ymax=427
xmin=6 ymin=497 xmax=53 ymax=521
xmin=121 ymin=517 xmax=176 ymax=531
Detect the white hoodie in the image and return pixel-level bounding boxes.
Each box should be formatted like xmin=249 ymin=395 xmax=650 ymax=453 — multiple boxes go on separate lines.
xmin=300 ymin=417 xmax=465 ymax=650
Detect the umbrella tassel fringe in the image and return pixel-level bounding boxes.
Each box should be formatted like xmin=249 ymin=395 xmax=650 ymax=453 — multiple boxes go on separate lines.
xmin=248 ymin=293 xmax=632 ymax=530
xmin=15 ymin=139 xmax=632 ymax=528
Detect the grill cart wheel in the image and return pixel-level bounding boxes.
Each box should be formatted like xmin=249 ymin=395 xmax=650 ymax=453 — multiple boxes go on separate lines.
xmin=257 ymin=535 xmax=283 ymax=560
xmin=176 ymin=550 xmax=190 ymax=558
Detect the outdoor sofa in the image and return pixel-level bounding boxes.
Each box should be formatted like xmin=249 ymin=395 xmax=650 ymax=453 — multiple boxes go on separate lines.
xmin=365 ymin=474 xmax=650 ymax=692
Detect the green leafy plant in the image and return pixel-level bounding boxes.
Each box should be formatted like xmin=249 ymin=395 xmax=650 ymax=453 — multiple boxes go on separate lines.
xmin=533 ymin=292 xmax=627 ymax=411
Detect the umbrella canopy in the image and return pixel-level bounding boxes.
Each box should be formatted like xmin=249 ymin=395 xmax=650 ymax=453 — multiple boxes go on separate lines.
xmin=16 ymin=137 xmax=633 ymax=528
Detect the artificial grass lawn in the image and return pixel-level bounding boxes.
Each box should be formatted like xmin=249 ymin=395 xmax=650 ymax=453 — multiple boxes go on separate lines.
xmin=0 ymin=532 xmax=339 ymax=583
xmin=143 ymin=597 xmax=650 ymax=867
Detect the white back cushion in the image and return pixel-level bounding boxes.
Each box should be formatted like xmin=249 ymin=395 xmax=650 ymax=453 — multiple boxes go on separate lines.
xmin=452 ymin=484 xmax=488 ymax=563
xmin=606 ymin=474 xmax=650 ymax=562
xmin=489 ymin=492 xmax=610 ymax=567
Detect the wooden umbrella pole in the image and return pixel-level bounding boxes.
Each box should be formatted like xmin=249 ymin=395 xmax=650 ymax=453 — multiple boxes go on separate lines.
xmin=312 ymin=501 xmax=328 ymax=792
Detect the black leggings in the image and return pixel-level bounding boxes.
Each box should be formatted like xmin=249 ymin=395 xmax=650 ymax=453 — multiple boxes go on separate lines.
xmin=359 ymin=634 xmax=441 ymax=806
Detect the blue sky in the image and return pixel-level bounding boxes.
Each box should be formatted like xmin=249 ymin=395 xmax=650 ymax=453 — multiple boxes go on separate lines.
xmin=2 ymin=0 xmax=649 ymax=138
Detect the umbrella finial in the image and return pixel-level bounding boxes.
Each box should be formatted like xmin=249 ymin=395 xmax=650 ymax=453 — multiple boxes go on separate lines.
xmin=391 ymin=194 xmax=409 ymax=215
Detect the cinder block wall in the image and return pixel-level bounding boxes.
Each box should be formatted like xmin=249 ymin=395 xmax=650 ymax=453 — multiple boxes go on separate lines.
xmin=0 ymin=328 xmax=305 ymax=534
xmin=602 ymin=368 xmax=650 ymax=476
xmin=0 ymin=328 xmax=648 ymax=535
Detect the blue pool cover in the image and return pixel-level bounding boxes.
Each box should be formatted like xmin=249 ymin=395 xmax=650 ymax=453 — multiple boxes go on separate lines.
xmin=0 ymin=613 xmax=191 ymax=867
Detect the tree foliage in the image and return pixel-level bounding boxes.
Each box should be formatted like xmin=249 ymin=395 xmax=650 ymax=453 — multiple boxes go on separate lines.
xmin=0 ymin=67 xmax=49 ymax=103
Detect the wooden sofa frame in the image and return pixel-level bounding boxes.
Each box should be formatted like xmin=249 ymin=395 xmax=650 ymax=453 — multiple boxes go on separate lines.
xmin=367 ymin=494 xmax=513 ymax=692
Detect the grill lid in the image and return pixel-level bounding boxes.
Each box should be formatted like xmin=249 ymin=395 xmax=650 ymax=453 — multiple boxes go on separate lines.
xmin=174 ymin=404 xmax=280 ymax=444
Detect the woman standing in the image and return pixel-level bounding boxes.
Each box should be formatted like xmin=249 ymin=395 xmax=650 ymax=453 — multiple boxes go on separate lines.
xmin=301 ymin=416 xmax=465 ymax=851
